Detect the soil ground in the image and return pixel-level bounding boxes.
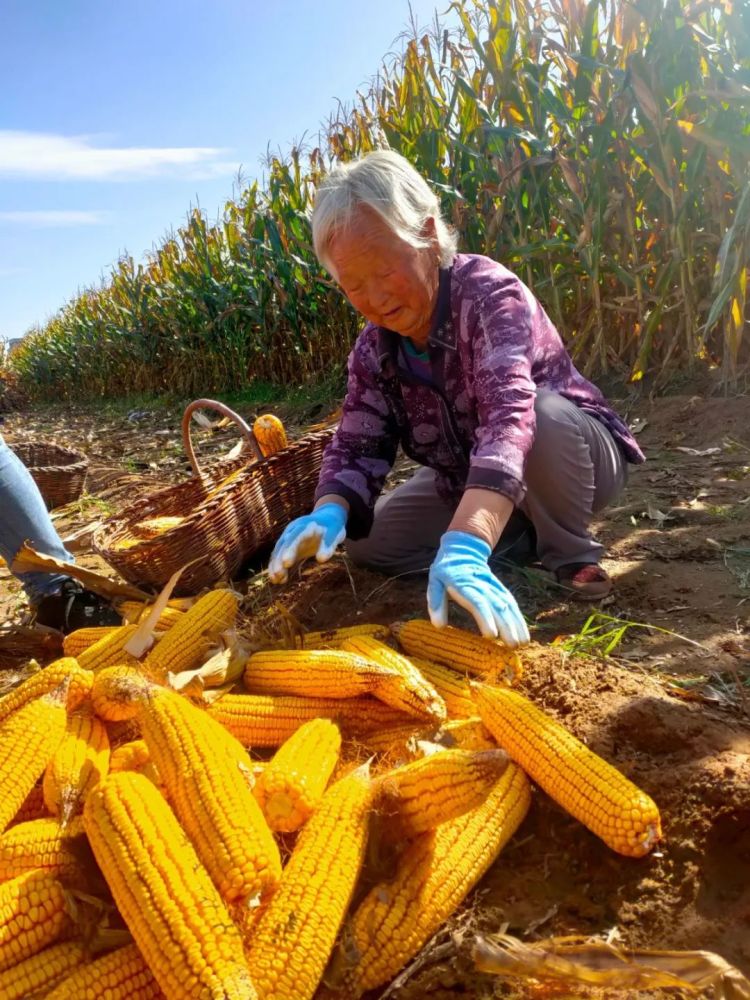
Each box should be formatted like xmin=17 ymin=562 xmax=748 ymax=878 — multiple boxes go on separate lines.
xmin=1 ymin=392 xmax=749 ymax=998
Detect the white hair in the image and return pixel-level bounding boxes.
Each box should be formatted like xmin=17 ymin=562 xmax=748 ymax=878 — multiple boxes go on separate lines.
xmin=311 ymin=149 xmax=458 ymax=274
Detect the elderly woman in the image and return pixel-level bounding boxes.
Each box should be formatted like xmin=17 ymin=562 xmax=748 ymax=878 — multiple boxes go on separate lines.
xmin=268 ymin=150 xmax=643 ymax=646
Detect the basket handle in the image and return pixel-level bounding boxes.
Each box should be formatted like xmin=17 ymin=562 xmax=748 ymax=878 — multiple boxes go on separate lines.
xmin=181 ymin=398 xmax=263 ymax=478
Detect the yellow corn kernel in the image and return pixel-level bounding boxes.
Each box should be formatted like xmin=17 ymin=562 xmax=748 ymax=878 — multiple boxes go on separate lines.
xmin=356 ymin=721 xmax=438 ymax=759
xmin=392 ymin=618 xmax=523 ymax=684
xmin=0 ymin=816 xmax=87 ymax=880
xmin=253 ymin=413 xmax=288 ymax=457
xmin=340 ymin=636 xmax=447 ymax=721
xmin=138 ymin=687 xmax=281 ymax=903
xmin=409 ymin=656 xmax=475 ymax=718
xmin=108 ymin=739 xmax=165 ymax=796
xmin=9 ymin=784 xmax=48 ymax=827
xmin=90 ymin=665 xmax=152 ymax=723
xmin=43 ymin=942 xmax=162 ymax=999
xmin=0 ymin=939 xmax=85 ymax=999
xmin=244 ymin=648 xmax=398 ymax=699
xmin=142 ymin=589 xmax=238 ymax=679
xmin=474 ymin=683 xmax=662 ymax=857
xmin=254 ymin=718 xmax=341 ymax=833
xmin=437 ymin=716 xmax=497 ymax=751
xmin=84 ymin=771 xmax=256 ymax=998
xmin=108 ymin=738 xmax=150 ymax=772
xmin=0 ymin=870 xmax=69 ymax=973
xmin=208 ymin=693 xmax=412 ymax=748
xmin=77 ymin=625 xmax=140 ymax=672
xmin=62 ymin=626 xmax=119 ymax=659
xmin=376 ymin=747 xmax=509 ymax=839
xmin=301 ymin=623 xmax=389 ymax=648
xmin=117 ymin=600 xmax=186 ymax=630
xmin=0 ymin=689 xmax=68 ymax=832
xmin=247 ymin=763 xmax=372 ymax=999
xmin=0 ymin=659 xmax=92 ymax=726
xmin=338 ymin=764 xmax=531 ymax=994
xmin=43 ymin=707 xmax=110 ymax=823
xmin=133 ymin=515 xmax=186 ymax=537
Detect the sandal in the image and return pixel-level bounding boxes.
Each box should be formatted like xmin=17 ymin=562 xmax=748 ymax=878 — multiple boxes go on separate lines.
xmin=556 ymin=562 xmax=612 ymax=599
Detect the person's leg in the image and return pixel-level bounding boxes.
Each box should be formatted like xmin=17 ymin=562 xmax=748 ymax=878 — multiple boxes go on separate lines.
xmin=346 ymin=467 xmax=454 ymax=574
xmin=519 ymin=390 xmax=628 ymax=594
xmin=346 ymin=466 xmax=536 ymax=575
xmin=0 ymin=435 xmax=72 ymax=603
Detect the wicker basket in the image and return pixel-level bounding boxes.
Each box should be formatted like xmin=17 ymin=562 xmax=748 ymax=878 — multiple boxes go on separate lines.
xmin=93 ymin=399 xmax=336 ymax=595
xmin=10 ymin=441 xmax=89 ymax=510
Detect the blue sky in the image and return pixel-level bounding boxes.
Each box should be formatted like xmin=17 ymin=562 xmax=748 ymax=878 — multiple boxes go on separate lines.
xmin=1 ymin=0 xmax=449 ymax=341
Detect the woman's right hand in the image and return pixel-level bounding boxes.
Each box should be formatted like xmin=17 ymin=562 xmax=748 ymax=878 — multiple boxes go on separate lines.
xmin=267 ymin=503 xmax=348 ymax=583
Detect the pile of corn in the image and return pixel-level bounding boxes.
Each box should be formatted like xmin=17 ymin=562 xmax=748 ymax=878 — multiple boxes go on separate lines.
xmin=113 ymin=414 xmax=288 ymax=550
xmin=0 ymin=590 xmax=662 ymax=999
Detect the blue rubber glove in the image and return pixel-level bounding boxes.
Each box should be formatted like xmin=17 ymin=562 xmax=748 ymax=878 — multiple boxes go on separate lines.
xmin=268 ymin=503 xmax=347 ymax=584
xmin=427 ymin=530 xmax=530 ymax=647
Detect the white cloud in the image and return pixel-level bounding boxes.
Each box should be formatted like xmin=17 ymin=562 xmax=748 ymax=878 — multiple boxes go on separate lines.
xmin=0 ymin=210 xmax=112 ymax=227
xmin=0 ymin=130 xmax=237 ymax=181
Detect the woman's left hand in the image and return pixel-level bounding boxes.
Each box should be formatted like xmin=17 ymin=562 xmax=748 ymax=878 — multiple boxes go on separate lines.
xmin=427 ymin=530 xmax=530 ymax=647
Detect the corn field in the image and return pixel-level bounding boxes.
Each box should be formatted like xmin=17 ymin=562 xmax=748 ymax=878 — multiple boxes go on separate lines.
xmin=9 ymin=0 xmax=750 ymax=401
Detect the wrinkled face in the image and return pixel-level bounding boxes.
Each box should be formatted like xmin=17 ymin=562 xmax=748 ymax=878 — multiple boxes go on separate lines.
xmin=326 ymin=206 xmax=440 ymax=345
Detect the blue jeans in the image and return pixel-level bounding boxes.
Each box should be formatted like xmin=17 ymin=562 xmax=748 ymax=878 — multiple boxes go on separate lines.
xmin=0 ymin=433 xmax=73 ymax=603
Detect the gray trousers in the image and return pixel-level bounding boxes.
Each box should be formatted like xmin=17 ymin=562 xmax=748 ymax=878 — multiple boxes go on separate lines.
xmin=346 ymin=390 xmax=628 ymax=575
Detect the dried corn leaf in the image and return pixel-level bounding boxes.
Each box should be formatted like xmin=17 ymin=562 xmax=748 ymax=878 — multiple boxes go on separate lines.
xmin=11 ymin=542 xmax=150 ymax=601
xmin=472 ymin=934 xmax=750 ymax=998
xmin=124 ymin=562 xmax=191 ymax=658
xmin=167 ymin=634 xmax=246 ymax=693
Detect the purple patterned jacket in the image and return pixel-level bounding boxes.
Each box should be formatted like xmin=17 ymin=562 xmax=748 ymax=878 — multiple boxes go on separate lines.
xmin=315 ymin=253 xmax=644 ymax=539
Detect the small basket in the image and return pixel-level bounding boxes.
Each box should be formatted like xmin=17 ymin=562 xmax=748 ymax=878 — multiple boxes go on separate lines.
xmin=10 ymin=441 xmax=89 ymax=510
xmin=93 ymin=398 xmax=336 ymax=595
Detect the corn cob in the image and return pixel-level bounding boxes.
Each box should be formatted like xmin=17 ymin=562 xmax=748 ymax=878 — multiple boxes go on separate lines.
xmin=84 ymin=771 xmax=256 ymax=999
xmin=376 ymin=747 xmax=509 ymax=840
xmin=141 ymin=589 xmax=238 ymax=680
xmin=138 ymin=686 xmax=281 ymax=903
xmin=474 ymin=684 xmax=662 ymax=857
xmin=0 ymin=659 xmax=92 ymax=726
xmin=10 ymin=784 xmax=48 ymax=826
xmin=247 ymin=763 xmax=372 ymax=1000
xmin=208 ymin=693 xmax=411 ymax=747
xmin=339 ymin=763 xmax=531 ymax=994
xmin=104 ymin=717 xmax=143 ymax=750
xmin=254 ymin=718 xmax=341 ymax=833
xmin=0 ymin=939 xmax=85 ymax=999
xmin=0 ymin=870 xmax=70 ymax=973
xmin=437 ymin=716 xmax=497 ymax=751
xmin=0 ymin=688 xmax=68 ymax=832
xmin=244 ymin=649 xmax=399 ymax=699
xmin=108 ymin=738 xmax=150 ymax=772
xmin=356 ymin=721 xmax=438 ymax=758
xmin=408 ymin=656 xmax=475 ymax=718
xmin=340 ymin=636 xmax=447 ymax=721
xmin=77 ymin=625 xmax=139 ymax=672
xmin=118 ymin=601 xmax=186 ymax=630
xmin=43 ymin=942 xmax=163 ymax=999
xmin=91 ymin=666 xmax=152 ymax=722
xmin=134 ymin=515 xmax=186 ymax=537
xmin=109 ymin=739 xmax=166 ymax=796
xmin=43 ymin=707 xmax=110 ymax=823
xmin=302 ymin=623 xmax=389 ymax=648
xmin=391 ymin=619 xmax=523 ymax=684
xmin=253 ymin=413 xmax=287 ymax=456
xmin=0 ymin=816 xmax=87 ymax=880
xmin=63 ymin=626 xmax=119 ymax=659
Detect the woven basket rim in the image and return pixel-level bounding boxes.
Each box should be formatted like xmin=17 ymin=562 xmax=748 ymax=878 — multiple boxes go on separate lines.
xmin=9 ymin=440 xmax=88 ymax=472
xmin=92 ymin=426 xmax=334 ymax=555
